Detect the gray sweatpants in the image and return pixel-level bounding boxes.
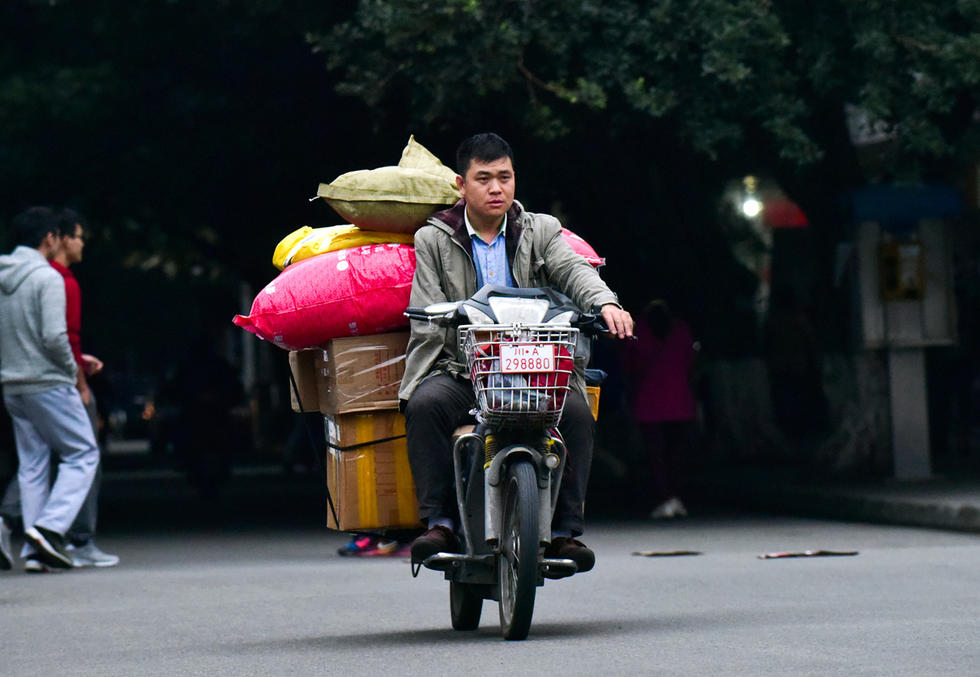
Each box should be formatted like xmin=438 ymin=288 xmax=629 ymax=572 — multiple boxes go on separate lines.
xmin=4 ymin=386 xmax=98 ymax=557
xmin=0 ymin=394 xmax=101 ymax=543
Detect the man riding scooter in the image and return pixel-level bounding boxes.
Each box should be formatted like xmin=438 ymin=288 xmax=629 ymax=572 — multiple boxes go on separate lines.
xmin=399 ymin=133 xmax=634 ymax=572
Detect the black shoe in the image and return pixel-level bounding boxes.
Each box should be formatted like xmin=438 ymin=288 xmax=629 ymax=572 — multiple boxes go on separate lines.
xmin=24 ymin=525 xmax=73 ymax=570
xmin=544 ymin=537 xmax=595 ymax=574
xmin=410 ymin=525 xmax=459 ymax=564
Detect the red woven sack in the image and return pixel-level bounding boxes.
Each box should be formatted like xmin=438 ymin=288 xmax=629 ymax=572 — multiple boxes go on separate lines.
xmin=561 ymin=228 xmax=605 ymax=267
xmin=233 ymin=243 xmax=416 ymax=350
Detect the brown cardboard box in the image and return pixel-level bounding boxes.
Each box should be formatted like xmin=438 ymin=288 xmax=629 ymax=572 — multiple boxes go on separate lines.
xmin=288 ymin=350 xmax=319 ymax=413
xmin=316 ymin=332 xmax=409 ymax=415
xmin=324 ymin=409 xmax=421 ymax=531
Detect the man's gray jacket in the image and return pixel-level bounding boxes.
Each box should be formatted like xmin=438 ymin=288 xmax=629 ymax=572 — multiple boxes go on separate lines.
xmin=398 ymin=200 xmax=619 ymax=404
xmin=0 ymin=245 xmax=77 ymax=394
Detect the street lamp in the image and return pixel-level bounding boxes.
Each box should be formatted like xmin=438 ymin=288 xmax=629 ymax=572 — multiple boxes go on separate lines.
xmin=741 ymin=197 xmax=762 ymax=218
xmin=741 ymin=175 xmax=762 ymax=218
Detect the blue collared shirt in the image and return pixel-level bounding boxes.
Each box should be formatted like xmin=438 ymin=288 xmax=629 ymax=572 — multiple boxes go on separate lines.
xmin=466 ymin=211 xmax=514 ymax=288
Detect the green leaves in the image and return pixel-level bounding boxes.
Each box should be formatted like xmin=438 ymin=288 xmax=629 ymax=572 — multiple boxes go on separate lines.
xmin=0 ymin=64 xmax=118 ymax=131
xmin=314 ymin=0 xmax=979 ymax=176
xmin=624 ymin=78 xmax=677 ymax=117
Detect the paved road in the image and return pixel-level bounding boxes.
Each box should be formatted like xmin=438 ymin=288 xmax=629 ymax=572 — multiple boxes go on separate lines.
xmin=2 ymin=470 xmax=979 ymax=676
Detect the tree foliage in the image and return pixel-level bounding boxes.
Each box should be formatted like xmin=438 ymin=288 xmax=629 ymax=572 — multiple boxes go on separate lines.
xmin=0 ymin=1 xmax=355 ymax=370
xmin=0 ymin=1 xmax=352 ymax=279
xmin=314 ymin=0 xmax=979 ymax=175
xmin=1 ymin=2 xmax=977 ymax=364
xmin=311 ymin=1 xmax=980 ymax=353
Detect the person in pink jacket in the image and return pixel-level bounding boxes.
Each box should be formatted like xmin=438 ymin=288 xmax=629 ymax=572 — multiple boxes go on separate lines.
xmin=624 ymin=300 xmax=697 ymax=518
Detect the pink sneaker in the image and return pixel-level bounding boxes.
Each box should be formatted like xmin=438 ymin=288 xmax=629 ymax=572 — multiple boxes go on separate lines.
xmin=337 ymin=535 xmax=379 ymax=557
xmin=360 ymin=540 xmax=412 ymax=557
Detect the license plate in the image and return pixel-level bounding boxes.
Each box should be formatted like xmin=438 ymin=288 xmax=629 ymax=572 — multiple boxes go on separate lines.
xmin=499 ymin=344 xmax=556 ymax=373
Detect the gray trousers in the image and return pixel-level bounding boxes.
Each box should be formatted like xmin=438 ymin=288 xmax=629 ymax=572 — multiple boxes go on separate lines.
xmin=1 ymin=393 xmax=101 ymax=544
xmin=4 ymin=386 xmax=99 ymax=556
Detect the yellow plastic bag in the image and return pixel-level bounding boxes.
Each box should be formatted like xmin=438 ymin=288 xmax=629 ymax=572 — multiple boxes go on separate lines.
xmin=272 ymin=225 xmax=414 ymax=270
xmin=316 ymin=136 xmax=460 ymax=234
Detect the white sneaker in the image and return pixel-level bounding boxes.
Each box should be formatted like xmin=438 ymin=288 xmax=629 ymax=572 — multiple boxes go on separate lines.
xmin=649 ymin=497 xmax=688 ymax=519
xmin=0 ymin=517 xmax=12 ymax=571
xmin=67 ymin=542 xmax=120 ymax=568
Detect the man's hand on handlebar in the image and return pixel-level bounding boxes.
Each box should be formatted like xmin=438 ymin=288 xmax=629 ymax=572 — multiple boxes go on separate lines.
xmin=600 ymin=304 xmax=634 ymax=339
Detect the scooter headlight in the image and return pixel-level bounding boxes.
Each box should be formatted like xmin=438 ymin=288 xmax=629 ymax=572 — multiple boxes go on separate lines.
xmin=488 ymin=297 xmax=549 ymax=324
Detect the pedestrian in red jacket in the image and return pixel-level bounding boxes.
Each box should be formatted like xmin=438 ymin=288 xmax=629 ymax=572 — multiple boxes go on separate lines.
xmin=623 ymin=300 xmax=697 ymax=518
xmin=50 ymin=210 xmax=117 ymax=567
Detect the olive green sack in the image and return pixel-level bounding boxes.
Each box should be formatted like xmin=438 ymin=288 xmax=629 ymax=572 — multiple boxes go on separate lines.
xmin=317 ymin=136 xmax=460 ymax=233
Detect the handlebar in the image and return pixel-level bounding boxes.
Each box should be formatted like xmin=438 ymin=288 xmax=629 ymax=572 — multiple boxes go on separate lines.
xmin=573 ymin=310 xmax=610 ymax=337
xmin=405 ymin=304 xmax=613 ymax=335
xmin=404 ymin=306 xmax=433 ymax=322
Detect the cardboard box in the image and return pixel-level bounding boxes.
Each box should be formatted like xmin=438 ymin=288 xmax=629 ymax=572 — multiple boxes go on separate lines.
xmin=324 ymin=409 xmax=421 ymax=531
xmin=316 ymin=332 xmax=409 ymax=415
xmin=288 ymin=350 xmax=320 ymax=413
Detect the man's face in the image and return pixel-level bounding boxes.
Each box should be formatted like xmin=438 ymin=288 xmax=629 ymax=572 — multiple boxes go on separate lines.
xmin=60 ymin=223 xmax=85 ymax=264
xmin=456 ymin=156 xmax=515 ymax=225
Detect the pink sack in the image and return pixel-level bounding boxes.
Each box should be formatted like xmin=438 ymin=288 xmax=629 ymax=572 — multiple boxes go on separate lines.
xmin=561 ymin=228 xmax=605 ymax=267
xmin=233 ymin=243 xmax=416 ymax=350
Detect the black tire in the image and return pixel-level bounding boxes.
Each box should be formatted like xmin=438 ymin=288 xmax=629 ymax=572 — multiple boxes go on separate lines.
xmin=498 ymin=459 xmax=539 ymax=640
xmin=450 ymin=581 xmax=483 ymax=630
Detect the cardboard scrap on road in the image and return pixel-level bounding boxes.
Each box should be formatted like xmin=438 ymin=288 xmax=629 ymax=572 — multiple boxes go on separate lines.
xmin=758 ymin=550 xmax=859 ymax=559
xmin=632 ymin=550 xmax=703 ymax=557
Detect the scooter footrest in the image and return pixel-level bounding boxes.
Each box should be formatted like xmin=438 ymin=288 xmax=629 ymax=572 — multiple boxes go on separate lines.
xmin=422 ymin=552 xmax=493 ymax=572
xmin=540 ymin=557 xmax=578 ymax=579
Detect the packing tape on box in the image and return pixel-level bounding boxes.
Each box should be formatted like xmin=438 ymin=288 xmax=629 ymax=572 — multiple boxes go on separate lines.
xmin=328 ymin=433 xmax=415 ymax=528
xmin=325 ymin=434 xmax=407 ymax=452
xmin=327 ymin=431 xmax=410 ymax=529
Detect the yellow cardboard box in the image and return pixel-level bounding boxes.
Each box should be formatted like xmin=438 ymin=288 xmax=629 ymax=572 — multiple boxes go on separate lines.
xmin=586 ymin=385 xmax=601 ymax=421
xmin=324 ymin=410 xmax=421 ymax=531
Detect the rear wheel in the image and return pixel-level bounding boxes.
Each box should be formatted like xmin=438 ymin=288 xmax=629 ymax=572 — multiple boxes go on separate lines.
xmin=450 ymin=581 xmax=483 ymax=630
xmin=498 ymin=459 xmax=539 ymax=640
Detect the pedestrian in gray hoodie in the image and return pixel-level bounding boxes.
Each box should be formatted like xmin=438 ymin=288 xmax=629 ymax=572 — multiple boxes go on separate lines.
xmin=0 ymin=206 xmax=98 ymax=571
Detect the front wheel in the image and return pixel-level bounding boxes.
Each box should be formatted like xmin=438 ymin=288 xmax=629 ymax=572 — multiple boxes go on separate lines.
xmin=498 ymin=459 xmax=539 ymax=640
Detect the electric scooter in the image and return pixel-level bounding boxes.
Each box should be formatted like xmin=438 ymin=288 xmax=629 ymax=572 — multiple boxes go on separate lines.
xmin=405 ymin=285 xmax=606 ymax=640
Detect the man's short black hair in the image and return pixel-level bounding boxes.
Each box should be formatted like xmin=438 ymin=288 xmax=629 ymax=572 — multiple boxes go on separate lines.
xmin=456 ymin=133 xmax=514 ymax=177
xmin=59 ymin=208 xmax=88 ymax=237
xmin=11 ymin=206 xmax=61 ymax=248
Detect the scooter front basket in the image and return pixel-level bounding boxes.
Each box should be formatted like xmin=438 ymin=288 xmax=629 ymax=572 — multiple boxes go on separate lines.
xmin=459 ymin=324 xmax=578 ymax=429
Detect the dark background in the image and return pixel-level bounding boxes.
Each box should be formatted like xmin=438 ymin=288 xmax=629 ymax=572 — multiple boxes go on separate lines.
xmin=1 ymin=2 xmax=978 ymax=497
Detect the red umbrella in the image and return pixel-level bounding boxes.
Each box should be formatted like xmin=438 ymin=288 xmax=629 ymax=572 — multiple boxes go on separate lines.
xmin=763 ymin=197 xmax=809 ymax=228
